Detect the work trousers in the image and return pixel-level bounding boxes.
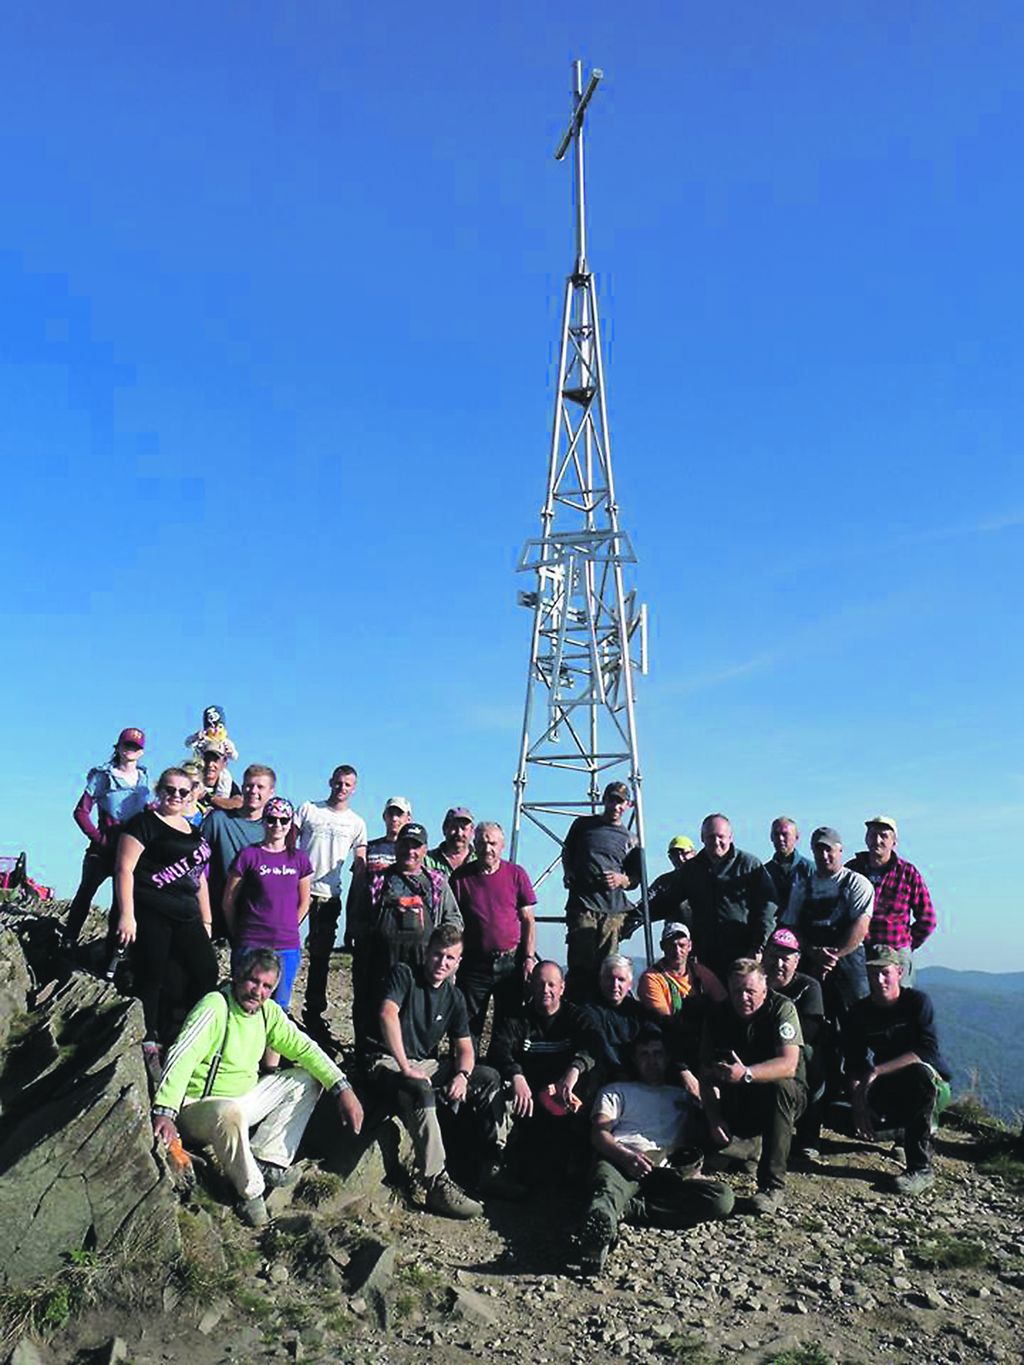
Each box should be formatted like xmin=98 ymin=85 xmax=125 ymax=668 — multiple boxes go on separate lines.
xmin=456 ymin=951 xmax=524 ymax=1043
xmin=720 ymin=1076 xmax=806 ymax=1191
xmin=867 ymin=1063 xmax=948 ymax=1172
xmin=565 ymin=905 xmax=625 ymax=1001
xmin=179 ymin=1070 xmax=322 ymax=1199
xmin=368 ymin=1056 xmax=502 ymax=1181
xmin=65 ymin=844 xmax=117 ymax=945
xmin=304 ymin=895 xmax=342 ymax=1020
xmin=589 ymin=1157 xmax=735 ymax=1237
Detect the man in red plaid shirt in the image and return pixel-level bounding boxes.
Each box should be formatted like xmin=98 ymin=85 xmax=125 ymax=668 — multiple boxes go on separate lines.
xmin=845 ymin=816 xmax=936 ymax=986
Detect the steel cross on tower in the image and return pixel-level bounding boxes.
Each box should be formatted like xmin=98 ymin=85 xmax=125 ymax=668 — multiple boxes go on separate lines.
xmin=510 ymin=59 xmax=654 ymax=965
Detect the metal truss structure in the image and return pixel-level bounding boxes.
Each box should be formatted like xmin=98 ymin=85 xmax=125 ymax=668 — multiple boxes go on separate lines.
xmin=510 ymin=60 xmax=653 ymax=963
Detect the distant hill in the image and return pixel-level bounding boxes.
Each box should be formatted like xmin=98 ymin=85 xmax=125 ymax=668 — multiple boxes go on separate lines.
xmin=919 ymin=967 xmax=1024 ymax=1122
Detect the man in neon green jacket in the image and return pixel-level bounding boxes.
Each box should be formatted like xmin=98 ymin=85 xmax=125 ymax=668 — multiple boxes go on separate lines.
xmin=152 ymin=947 xmax=364 ymax=1225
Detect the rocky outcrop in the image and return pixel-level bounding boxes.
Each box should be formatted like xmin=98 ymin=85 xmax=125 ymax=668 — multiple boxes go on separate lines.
xmin=0 ymin=915 xmax=180 ymax=1287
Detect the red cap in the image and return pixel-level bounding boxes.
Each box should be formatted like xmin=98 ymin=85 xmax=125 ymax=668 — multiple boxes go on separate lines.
xmin=118 ymin=727 xmax=145 ymax=748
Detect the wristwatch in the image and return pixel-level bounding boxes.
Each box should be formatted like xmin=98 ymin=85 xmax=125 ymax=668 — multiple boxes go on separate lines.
xmin=743 ymin=1067 xmax=754 ymax=1084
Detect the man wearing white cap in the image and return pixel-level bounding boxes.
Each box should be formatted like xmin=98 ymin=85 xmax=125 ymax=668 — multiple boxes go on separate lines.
xmin=845 ymin=816 xmax=936 ymax=987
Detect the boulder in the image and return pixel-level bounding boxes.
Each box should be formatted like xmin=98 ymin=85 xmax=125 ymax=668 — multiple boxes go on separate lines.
xmin=0 ymin=967 xmax=179 ymax=1287
xmin=0 ymin=921 xmax=31 ymax=1050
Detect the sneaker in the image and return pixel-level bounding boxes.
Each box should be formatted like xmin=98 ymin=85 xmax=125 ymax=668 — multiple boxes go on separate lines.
xmin=236 ymin=1194 xmax=269 ymax=1227
xmin=750 ymin=1187 xmax=786 ymax=1216
xmin=894 ymin=1167 xmax=935 ymax=1197
xmin=578 ymin=1208 xmax=614 ymax=1275
xmin=256 ymin=1159 xmax=300 ymax=1192
xmin=425 ymin=1171 xmax=483 ymax=1220
xmin=478 ymin=1160 xmax=527 ymax=1201
xmin=142 ymin=1041 xmax=164 ymax=1088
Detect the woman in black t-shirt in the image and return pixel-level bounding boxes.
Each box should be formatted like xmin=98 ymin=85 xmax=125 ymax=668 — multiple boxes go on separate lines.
xmin=115 ymin=766 xmax=218 ymax=1049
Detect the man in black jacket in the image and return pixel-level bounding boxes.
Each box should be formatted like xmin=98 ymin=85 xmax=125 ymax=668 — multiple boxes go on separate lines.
xmin=844 ymin=946 xmax=952 ymax=1196
xmin=658 ymin=813 xmax=777 ymax=980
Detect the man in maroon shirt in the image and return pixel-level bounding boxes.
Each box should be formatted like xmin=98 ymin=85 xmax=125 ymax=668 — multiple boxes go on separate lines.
xmin=450 ymin=822 xmax=537 ymax=1041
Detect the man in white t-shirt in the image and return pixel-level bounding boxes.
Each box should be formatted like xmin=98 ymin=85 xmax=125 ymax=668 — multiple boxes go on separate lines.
xmin=577 ymin=1027 xmax=734 ymax=1275
xmin=295 ymin=764 xmax=368 ymax=1040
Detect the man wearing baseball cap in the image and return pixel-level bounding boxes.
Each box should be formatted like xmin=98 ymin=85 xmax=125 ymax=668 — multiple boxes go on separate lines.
xmin=426 ymin=808 xmax=476 ymax=877
xmin=365 ymin=797 xmax=413 ymax=877
xmin=561 ymin=781 xmax=643 ymax=998
xmin=844 ymin=946 xmax=952 ymax=1195
xmin=638 ymin=922 xmax=726 ymax=1100
xmin=845 ymin=816 xmax=936 ymax=987
xmin=781 ymin=827 xmax=874 ymax=1010
xmin=763 ymin=928 xmax=826 ymax=1160
xmin=353 ymin=821 xmax=462 ymax=1056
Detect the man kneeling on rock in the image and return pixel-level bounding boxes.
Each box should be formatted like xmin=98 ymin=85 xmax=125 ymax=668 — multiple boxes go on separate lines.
xmin=151 ymin=948 xmax=364 ymax=1227
xmin=699 ymin=958 xmax=806 ymax=1215
xmin=366 ymin=924 xmax=506 ymax=1219
xmin=844 ymin=945 xmax=952 ymax=1196
xmin=578 ymin=1025 xmax=734 ymax=1275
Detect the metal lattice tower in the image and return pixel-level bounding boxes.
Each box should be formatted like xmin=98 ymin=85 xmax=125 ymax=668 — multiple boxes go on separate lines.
xmin=510 ymin=59 xmax=653 ymax=964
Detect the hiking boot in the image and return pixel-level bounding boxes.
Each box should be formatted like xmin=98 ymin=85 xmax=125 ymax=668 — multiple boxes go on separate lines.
xmin=425 ymin=1171 xmax=483 ymax=1220
xmin=578 ymin=1208 xmax=614 ymax=1275
xmin=256 ymin=1159 xmax=300 ymax=1192
xmin=894 ymin=1167 xmax=935 ymax=1197
xmin=750 ymin=1187 xmax=786 ymax=1216
xmin=478 ymin=1160 xmax=527 ymax=1201
xmin=236 ymin=1194 xmax=269 ymax=1227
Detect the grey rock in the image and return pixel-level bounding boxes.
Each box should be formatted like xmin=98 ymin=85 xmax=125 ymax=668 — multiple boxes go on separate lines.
xmin=10 ymin=1340 xmax=46 ymax=1365
xmin=0 ymin=973 xmax=179 ymax=1287
xmin=198 ymin=1300 xmax=227 ymax=1333
xmin=450 ymin=1283 xmax=502 ymax=1326
xmin=344 ymin=1238 xmax=395 ymax=1298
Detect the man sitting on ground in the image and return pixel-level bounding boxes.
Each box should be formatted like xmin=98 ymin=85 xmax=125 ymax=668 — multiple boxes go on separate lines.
xmin=365 ymin=925 xmax=503 ymax=1219
xmin=699 ymin=959 xmax=806 ymax=1214
xmin=762 ymin=928 xmax=826 ymax=1160
xmin=151 ymin=948 xmax=364 ymax=1227
xmin=487 ymin=960 xmax=595 ymax=1181
xmin=639 ymin=922 xmax=726 ymax=1099
xmin=581 ymin=954 xmax=645 ymax=1083
xmin=578 ymin=1026 xmax=734 ymax=1275
xmin=844 ymin=946 xmax=952 ymax=1196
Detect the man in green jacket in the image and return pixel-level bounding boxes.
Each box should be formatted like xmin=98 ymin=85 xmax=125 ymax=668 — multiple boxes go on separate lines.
xmin=151 ymin=948 xmax=364 ymax=1226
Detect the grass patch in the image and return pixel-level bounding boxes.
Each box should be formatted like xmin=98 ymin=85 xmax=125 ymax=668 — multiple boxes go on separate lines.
xmin=799 ymin=1216 xmax=825 ymax=1234
xmin=913 ymin=1234 xmax=989 ymax=1271
xmin=0 ymin=1243 xmax=137 ymax=1353
xmin=235 ymin=1285 xmax=274 ymax=1320
xmin=943 ymin=1095 xmax=1012 ymax=1138
xmin=851 ymin=1234 xmax=886 ymax=1258
xmin=658 ymin=1332 xmax=722 ymax=1362
xmin=294 ymin=1171 xmax=343 ymax=1208
xmin=396 ymin=1260 xmax=443 ymax=1291
xmin=977 ymin=1150 xmax=1024 ymax=1189
xmin=393 ymin=1292 xmax=419 ymax=1322
xmin=768 ymin=1349 xmax=833 ymax=1365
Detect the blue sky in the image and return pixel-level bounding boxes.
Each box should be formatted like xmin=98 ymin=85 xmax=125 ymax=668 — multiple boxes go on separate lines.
xmin=1 ymin=4 xmax=1020 ymax=970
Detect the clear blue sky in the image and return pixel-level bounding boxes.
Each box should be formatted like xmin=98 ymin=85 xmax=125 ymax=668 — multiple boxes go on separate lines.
xmin=1 ymin=4 xmax=1020 ymax=970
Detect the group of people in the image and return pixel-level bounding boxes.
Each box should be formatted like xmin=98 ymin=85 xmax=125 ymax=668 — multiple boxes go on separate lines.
xmin=61 ymin=730 xmax=952 ymax=1269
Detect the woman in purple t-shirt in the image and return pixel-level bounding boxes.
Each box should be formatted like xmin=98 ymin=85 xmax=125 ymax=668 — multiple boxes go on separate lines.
xmin=223 ymin=797 xmax=312 ymax=1027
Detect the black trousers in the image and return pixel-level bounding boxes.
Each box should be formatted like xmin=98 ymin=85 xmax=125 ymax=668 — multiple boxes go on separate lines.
xmin=132 ymin=907 xmax=218 ymax=1043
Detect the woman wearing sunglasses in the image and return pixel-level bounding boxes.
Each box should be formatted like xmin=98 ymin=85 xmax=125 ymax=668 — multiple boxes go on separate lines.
xmin=222 ymin=797 xmax=312 ymax=1061
xmin=115 ymin=767 xmax=218 ymax=1057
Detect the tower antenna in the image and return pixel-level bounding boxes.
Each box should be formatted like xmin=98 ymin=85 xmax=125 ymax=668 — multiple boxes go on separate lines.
xmin=510 ymin=59 xmax=653 ymax=966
